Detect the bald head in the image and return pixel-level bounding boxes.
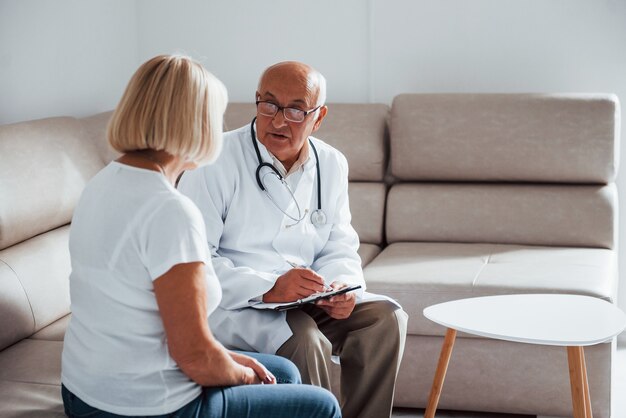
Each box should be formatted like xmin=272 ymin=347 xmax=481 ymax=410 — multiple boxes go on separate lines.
xmin=258 ymin=61 xmax=326 ymax=107
xmin=254 ymin=61 xmax=329 ymax=171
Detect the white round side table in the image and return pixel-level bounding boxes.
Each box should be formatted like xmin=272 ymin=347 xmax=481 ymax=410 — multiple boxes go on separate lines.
xmin=422 ymin=294 xmax=626 ymax=418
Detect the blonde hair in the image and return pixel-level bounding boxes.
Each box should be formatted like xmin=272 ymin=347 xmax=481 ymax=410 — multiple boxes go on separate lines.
xmin=108 ymin=54 xmax=227 ymax=164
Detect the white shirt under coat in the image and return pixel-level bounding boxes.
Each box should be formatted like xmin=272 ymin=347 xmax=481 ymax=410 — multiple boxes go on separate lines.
xmin=178 ymin=123 xmax=367 ymax=354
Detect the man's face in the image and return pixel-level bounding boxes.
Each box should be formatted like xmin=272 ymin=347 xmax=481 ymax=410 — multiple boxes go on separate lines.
xmin=255 ymin=70 xmax=325 ymax=167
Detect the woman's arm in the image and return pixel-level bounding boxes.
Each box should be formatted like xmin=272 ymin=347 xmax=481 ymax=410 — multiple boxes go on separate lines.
xmin=153 ymin=262 xmax=275 ymax=386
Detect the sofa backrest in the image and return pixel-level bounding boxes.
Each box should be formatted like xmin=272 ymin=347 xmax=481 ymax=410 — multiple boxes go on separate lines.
xmin=0 ymin=116 xmax=107 ymax=350
xmin=81 ymin=104 xmax=391 ymax=248
xmin=2 ymin=94 xmax=615 ymax=350
xmin=81 ymin=111 xmax=117 ymax=163
xmin=224 ymin=103 xmax=390 ymax=248
xmin=387 ymin=93 xmax=620 ymax=249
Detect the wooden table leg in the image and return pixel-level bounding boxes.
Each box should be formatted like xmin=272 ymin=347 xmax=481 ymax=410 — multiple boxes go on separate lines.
xmin=581 ymin=347 xmax=593 ymax=418
xmin=567 ymin=346 xmax=592 ymax=418
xmin=424 ymin=328 xmax=457 ymax=418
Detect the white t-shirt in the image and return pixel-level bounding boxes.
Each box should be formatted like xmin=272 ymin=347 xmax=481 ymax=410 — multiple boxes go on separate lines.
xmin=61 ymin=162 xmax=222 ymax=416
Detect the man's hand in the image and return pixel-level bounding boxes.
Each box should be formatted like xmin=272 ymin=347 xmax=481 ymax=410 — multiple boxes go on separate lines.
xmin=263 ymin=268 xmax=327 ymax=303
xmin=229 ymin=351 xmax=276 ymax=385
xmin=315 ymin=281 xmax=357 ymax=319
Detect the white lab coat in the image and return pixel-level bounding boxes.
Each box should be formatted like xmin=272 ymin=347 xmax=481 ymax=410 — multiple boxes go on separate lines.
xmin=178 ymin=122 xmax=369 ymax=354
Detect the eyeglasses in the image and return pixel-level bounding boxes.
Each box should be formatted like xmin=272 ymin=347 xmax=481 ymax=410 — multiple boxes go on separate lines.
xmin=256 ymin=100 xmax=321 ymax=123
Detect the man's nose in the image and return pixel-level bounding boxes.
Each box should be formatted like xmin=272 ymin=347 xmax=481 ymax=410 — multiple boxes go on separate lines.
xmin=271 ymin=110 xmax=288 ymax=128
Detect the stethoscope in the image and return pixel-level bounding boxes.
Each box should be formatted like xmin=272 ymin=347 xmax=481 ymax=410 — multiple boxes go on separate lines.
xmin=250 ymin=118 xmax=327 ymax=228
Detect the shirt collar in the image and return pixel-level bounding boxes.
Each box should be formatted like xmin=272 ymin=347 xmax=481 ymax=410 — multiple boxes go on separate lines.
xmin=269 ymin=141 xmax=310 ymax=178
xmin=252 ymin=121 xmax=311 ymax=178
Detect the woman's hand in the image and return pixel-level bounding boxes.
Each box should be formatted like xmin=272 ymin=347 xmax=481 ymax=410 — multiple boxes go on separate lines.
xmin=155 ymin=262 xmax=275 ymax=387
xmin=229 ymin=352 xmax=276 ymax=385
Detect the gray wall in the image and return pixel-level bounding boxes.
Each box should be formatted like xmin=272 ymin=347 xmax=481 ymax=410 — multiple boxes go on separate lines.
xmin=135 ymin=0 xmax=371 ymax=103
xmin=0 ymin=0 xmax=138 ymax=123
xmin=1 ymin=0 xmax=626 ymax=340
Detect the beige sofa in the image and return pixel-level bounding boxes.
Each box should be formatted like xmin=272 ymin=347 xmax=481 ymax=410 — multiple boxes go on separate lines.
xmin=0 ymin=93 xmax=620 ymax=417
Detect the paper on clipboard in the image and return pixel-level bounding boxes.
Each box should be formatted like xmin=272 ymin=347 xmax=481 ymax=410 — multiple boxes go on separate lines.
xmin=251 ymin=285 xmax=362 ymax=311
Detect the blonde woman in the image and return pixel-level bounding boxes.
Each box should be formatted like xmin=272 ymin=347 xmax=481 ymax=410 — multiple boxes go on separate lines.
xmin=60 ymin=55 xmax=340 ymax=418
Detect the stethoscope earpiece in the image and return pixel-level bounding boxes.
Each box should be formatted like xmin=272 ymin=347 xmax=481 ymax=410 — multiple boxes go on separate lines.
xmin=250 ymin=118 xmax=326 ymax=228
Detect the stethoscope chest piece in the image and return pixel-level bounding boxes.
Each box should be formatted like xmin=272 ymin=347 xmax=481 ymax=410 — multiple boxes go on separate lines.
xmin=311 ymin=209 xmax=327 ymax=228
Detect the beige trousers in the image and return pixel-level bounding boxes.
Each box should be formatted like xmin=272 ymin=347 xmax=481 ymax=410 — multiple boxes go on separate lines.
xmin=276 ymin=301 xmax=408 ymax=418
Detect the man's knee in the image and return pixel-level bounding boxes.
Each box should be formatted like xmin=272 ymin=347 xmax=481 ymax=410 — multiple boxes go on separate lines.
xmin=358 ymin=300 xmax=408 ymax=336
xmin=284 ymin=324 xmax=332 ymax=355
xmin=278 ymin=310 xmax=333 ymax=361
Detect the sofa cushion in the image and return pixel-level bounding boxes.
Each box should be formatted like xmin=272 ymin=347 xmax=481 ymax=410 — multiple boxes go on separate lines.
xmin=0 ymin=226 xmax=71 ymax=350
xmin=224 ymin=103 xmax=389 ymax=182
xmin=349 ymin=182 xmax=386 ymax=246
xmin=0 ymin=381 xmax=64 ymax=418
xmin=364 ymin=242 xmax=616 ymax=336
xmin=386 ymin=183 xmax=616 ymax=249
xmin=0 ymin=117 xmax=104 ymax=250
xmin=390 ymin=93 xmax=619 ymax=183
xmin=0 ymin=338 xmax=65 ymax=415
xmin=314 ymin=104 xmax=388 ymax=182
xmin=29 ymin=315 xmax=70 ymax=342
xmin=0 ymin=339 xmax=62 ymax=385
xmin=357 ymin=244 xmax=381 ymax=267
xmin=0 ymin=260 xmax=33 ymax=351
xmin=223 ymin=102 xmax=256 ymax=132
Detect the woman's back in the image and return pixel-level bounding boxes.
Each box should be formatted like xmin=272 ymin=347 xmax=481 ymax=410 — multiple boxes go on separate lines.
xmin=62 ymin=161 xmax=222 ymax=416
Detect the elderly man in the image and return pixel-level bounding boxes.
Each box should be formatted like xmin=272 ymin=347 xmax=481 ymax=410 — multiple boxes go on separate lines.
xmin=178 ymin=61 xmax=407 ymax=418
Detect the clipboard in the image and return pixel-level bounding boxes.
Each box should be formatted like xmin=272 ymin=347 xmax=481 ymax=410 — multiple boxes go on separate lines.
xmin=251 ymin=285 xmax=362 ymax=311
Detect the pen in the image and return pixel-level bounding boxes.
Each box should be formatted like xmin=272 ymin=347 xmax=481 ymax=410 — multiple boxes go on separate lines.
xmin=286 ymin=260 xmax=304 ymax=269
xmin=286 ymin=260 xmax=319 ymax=271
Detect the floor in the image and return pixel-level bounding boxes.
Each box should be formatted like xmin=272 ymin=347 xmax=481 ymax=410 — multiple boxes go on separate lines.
xmin=391 ymin=409 xmax=531 ymax=418
xmin=391 ymin=345 xmax=626 ymax=418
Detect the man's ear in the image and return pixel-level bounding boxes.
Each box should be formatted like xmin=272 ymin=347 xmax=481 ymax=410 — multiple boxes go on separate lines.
xmin=311 ymin=106 xmax=328 ymax=133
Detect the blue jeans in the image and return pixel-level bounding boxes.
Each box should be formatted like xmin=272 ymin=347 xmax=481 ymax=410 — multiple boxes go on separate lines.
xmin=62 ymin=351 xmax=340 ymax=418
